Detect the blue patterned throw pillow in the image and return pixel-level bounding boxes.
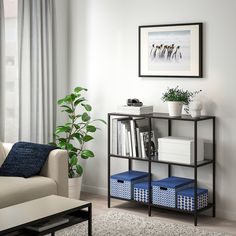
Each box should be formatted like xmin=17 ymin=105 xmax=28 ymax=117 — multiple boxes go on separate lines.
xmin=0 ymin=142 xmax=58 ymax=178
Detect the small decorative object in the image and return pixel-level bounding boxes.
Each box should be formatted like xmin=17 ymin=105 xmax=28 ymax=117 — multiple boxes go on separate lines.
xmin=189 ymin=100 xmax=202 ymax=118
xmin=139 ymin=23 xmax=202 ymax=77
xmin=50 ymin=87 xmax=106 ymax=199
xmin=161 ymin=86 xmax=202 ymax=117
xmin=127 ymin=98 xmax=143 ymax=107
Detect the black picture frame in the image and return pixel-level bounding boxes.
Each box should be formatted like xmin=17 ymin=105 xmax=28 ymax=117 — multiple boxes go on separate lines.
xmin=138 ymin=23 xmax=203 ymax=78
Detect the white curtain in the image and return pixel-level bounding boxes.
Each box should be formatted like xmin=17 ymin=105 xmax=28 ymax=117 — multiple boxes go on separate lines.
xmin=0 ymin=0 xmax=5 ymax=141
xmin=18 ymin=0 xmax=56 ymax=144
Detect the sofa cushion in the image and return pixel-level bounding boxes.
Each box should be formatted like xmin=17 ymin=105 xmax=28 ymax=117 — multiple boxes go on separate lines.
xmin=0 ymin=142 xmax=58 ymax=178
xmin=0 ymin=176 xmax=57 ymax=209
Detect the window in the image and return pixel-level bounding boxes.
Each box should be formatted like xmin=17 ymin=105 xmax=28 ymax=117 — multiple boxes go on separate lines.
xmin=4 ymin=0 xmax=18 ymax=142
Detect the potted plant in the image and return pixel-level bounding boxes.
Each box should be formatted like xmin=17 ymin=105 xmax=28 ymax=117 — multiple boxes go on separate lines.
xmin=50 ymin=87 xmax=106 ymax=199
xmin=161 ymin=86 xmax=201 ymax=117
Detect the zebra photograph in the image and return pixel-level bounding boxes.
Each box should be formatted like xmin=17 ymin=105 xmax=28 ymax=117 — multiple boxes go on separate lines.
xmin=139 ymin=23 xmax=202 ymax=77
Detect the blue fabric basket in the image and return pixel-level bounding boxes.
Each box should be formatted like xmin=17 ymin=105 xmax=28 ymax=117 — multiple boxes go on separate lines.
xmin=177 ymin=188 xmax=208 ymax=211
xmin=152 ymin=176 xmax=194 ymax=208
xmin=133 ymin=181 xmax=154 ymax=203
xmin=111 ymin=171 xmax=149 ymax=200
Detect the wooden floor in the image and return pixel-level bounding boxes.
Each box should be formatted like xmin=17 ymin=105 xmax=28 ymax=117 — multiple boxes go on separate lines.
xmin=81 ymin=192 xmax=236 ymax=235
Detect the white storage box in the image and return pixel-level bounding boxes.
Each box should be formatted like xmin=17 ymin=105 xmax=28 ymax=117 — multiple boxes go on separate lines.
xmin=158 ymin=137 xmax=204 ymax=164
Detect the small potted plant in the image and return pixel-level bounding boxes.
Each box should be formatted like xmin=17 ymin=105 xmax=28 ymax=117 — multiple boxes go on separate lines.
xmin=161 ymin=86 xmax=201 ymax=117
xmin=50 ymin=87 xmax=106 ymax=199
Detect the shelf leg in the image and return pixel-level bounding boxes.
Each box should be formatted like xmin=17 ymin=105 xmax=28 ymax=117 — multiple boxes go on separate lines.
xmin=168 ymin=119 xmax=172 ymax=178
xmin=168 ymin=164 xmax=171 ymax=177
xmin=148 ymin=118 xmax=152 ymax=217
xmin=213 ymin=117 xmax=216 ymax=217
xmin=108 ymin=114 xmax=111 ymax=208
xmin=88 ymin=204 xmax=92 ymax=236
xmin=194 ymin=121 xmax=198 ymax=226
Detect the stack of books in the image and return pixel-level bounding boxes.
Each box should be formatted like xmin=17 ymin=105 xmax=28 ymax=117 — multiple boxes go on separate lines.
xmin=117 ymin=105 xmax=153 ymax=115
xmin=111 ymin=117 xmax=157 ymax=158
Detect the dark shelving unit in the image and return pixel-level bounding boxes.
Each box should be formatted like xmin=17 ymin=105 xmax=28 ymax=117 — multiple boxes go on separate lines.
xmin=107 ymin=112 xmax=216 ymax=226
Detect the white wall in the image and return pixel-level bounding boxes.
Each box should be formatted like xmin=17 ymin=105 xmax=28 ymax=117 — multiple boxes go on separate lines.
xmin=68 ymin=0 xmax=236 ymax=221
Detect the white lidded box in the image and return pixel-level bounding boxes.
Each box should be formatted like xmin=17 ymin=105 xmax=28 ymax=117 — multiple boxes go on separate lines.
xmin=158 ymin=136 xmax=204 ymax=164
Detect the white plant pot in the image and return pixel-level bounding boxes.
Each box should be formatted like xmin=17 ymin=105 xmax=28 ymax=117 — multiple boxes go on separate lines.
xmin=167 ymin=101 xmax=183 ymax=117
xmin=68 ymin=175 xmax=83 ymax=199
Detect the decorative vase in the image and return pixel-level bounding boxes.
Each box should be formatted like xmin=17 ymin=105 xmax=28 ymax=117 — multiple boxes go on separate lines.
xmin=68 ymin=175 xmax=83 ymax=199
xmin=167 ymin=101 xmax=183 ymax=117
xmin=189 ymin=100 xmax=202 ymax=118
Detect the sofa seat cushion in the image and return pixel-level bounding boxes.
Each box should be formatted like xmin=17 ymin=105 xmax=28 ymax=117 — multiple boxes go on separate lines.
xmin=0 ymin=176 xmax=57 ymax=209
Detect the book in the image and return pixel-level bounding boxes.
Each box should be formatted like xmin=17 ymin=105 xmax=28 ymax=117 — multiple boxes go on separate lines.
xmin=117 ymin=105 xmax=153 ymax=115
xmin=112 ymin=117 xmax=130 ymax=155
xmin=140 ymin=130 xmax=157 ymax=158
xmin=121 ymin=123 xmax=127 ymax=156
xmin=112 ymin=118 xmax=118 ymax=154
xmin=136 ymin=127 xmax=141 ymax=158
xmin=119 ymin=119 xmax=132 ymax=156
xmin=25 ymin=218 xmax=69 ymax=232
xmin=130 ymin=120 xmax=137 ymax=157
xmin=127 ymin=131 xmax=132 ymax=157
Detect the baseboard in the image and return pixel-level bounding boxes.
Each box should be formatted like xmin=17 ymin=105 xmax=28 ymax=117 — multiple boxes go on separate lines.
xmin=216 ymin=209 xmax=236 ymax=222
xmin=82 ymin=184 xmax=107 ymax=196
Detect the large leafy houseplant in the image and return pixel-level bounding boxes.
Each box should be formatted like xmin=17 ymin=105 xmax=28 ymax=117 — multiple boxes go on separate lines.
xmin=50 ymin=87 xmax=106 ymax=178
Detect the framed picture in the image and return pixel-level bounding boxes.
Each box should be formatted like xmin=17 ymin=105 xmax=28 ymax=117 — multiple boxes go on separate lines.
xmin=138 ymin=23 xmax=203 ymax=78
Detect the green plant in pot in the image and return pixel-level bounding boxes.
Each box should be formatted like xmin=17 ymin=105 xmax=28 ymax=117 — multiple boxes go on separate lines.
xmin=161 ymin=86 xmax=202 ymax=117
xmin=50 ymin=87 xmax=106 ymax=199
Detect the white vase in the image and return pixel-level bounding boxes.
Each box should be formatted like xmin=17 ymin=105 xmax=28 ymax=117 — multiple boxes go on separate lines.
xmin=68 ymin=175 xmax=83 ymax=199
xmin=167 ymin=101 xmax=183 ymax=117
xmin=189 ymin=100 xmax=202 ymax=118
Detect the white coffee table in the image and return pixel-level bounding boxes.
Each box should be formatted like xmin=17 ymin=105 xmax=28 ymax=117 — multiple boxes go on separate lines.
xmin=0 ymin=195 xmax=92 ymax=235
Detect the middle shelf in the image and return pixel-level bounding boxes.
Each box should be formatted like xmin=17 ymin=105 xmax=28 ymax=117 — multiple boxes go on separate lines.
xmin=110 ymin=154 xmax=213 ymax=168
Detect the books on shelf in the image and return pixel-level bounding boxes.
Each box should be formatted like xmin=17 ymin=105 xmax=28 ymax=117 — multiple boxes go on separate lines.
xmin=117 ymin=105 xmax=153 ymax=115
xmin=111 ymin=117 xmax=157 ymax=158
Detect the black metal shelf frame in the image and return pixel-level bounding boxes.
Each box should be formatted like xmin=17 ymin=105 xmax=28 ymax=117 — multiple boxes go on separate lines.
xmin=107 ymin=112 xmax=216 ymax=226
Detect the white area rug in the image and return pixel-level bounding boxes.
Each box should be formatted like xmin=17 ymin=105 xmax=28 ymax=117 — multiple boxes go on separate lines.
xmin=57 ymin=211 xmax=230 ymax=236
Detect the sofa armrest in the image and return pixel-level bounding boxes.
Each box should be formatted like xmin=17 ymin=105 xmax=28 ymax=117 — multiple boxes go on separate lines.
xmin=40 ymin=149 xmax=68 ymax=197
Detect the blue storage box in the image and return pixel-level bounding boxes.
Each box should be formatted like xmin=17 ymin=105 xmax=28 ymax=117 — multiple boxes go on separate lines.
xmin=152 ymin=176 xmax=194 ymax=208
xmin=111 ymin=171 xmax=149 ymax=200
xmin=134 ymin=181 xmax=154 ymax=203
xmin=177 ymin=188 xmax=208 ymax=211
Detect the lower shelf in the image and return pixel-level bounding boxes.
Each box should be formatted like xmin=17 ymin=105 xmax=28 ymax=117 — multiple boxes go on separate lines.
xmin=110 ymin=196 xmax=213 ymax=214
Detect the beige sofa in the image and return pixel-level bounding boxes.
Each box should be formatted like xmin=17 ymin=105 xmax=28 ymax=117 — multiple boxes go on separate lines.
xmin=0 ymin=143 xmax=68 ymax=209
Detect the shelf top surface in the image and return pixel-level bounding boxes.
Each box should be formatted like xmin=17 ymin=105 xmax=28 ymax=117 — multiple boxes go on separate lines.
xmin=108 ymin=112 xmax=215 ymax=121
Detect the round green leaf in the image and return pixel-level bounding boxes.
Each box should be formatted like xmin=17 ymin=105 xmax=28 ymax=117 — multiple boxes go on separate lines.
xmin=86 ymin=125 xmax=96 ymax=132
xmin=82 ymin=112 xmax=91 ymax=122
xmin=82 ymin=104 xmax=92 ymax=111
xmin=57 ymin=99 xmax=65 ymax=105
xmin=83 ymin=135 xmax=93 ymax=142
xmin=70 ymin=155 xmax=78 ymax=166
xmin=76 ymin=164 xmax=83 ymax=176
xmin=74 ymin=87 xmax=88 ymax=93
xmin=81 ymin=150 xmax=94 ymax=159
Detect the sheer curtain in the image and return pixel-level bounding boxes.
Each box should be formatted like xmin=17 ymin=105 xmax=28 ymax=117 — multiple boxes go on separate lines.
xmin=0 ymin=0 xmax=5 ymax=141
xmin=18 ymin=0 xmax=56 ymax=143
